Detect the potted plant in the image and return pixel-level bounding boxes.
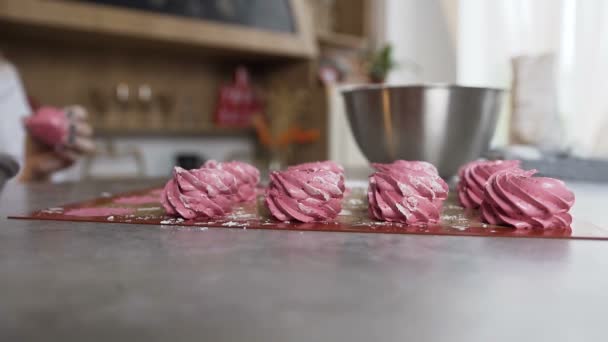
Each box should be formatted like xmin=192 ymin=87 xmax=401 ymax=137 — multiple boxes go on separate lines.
xmin=367 ymin=44 xmax=398 ymax=83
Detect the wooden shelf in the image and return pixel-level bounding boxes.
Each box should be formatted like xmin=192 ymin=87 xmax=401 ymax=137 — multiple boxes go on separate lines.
xmin=95 ymin=126 xmax=255 ymax=138
xmin=317 ymin=31 xmax=367 ymax=50
xmin=0 ymin=0 xmax=316 ymax=59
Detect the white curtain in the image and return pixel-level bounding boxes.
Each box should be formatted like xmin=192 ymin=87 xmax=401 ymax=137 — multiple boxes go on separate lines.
xmin=456 ymin=0 xmax=608 ymax=157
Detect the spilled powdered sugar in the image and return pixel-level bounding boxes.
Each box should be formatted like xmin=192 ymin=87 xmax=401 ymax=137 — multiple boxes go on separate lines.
xmin=397 ymin=182 xmax=414 ymax=196
xmin=347 ymin=198 xmax=364 ymax=206
xmin=222 ymin=221 xmax=250 ymax=228
xmin=42 ymin=207 xmax=64 ymax=214
xmin=297 ymin=202 xmax=315 ymax=215
xmin=408 ymin=174 xmax=437 ymax=199
xmin=226 ymin=210 xmax=257 ymax=220
xmin=302 ymin=182 xmax=328 ymax=201
xmin=160 ymin=217 xmax=185 ymax=225
xmin=352 ymin=221 xmax=390 ymax=227
xmin=395 ymin=203 xmax=413 ymax=219
xmin=138 ymin=207 xmax=161 ymax=211
xmin=405 ymin=196 xmax=419 ymax=209
xmin=443 ymin=203 xmax=462 ymax=210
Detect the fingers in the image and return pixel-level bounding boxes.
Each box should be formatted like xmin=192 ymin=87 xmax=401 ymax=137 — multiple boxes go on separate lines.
xmin=64 ymin=105 xmax=88 ymax=122
xmin=74 ymin=121 xmax=93 ymax=137
xmin=31 ymin=152 xmax=75 ymax=175
xmin=29 ymin=139 xmax=92 ymax=177
xmin=73 ymin=136 xmax=96 ymax=154
xmin=23 ymin=105 xmax=95 ymax=180
xmin=63 ymin=136 xmax=95 ymax=155
xmin=64 ymin=105 xmax=94 ymax=151
xmin=54 ymin=147 xmax=80 ymax=162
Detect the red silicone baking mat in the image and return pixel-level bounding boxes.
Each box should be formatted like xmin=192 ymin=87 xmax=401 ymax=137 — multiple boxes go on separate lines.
xmin=8 ymin=186 xmax=608 ymax=240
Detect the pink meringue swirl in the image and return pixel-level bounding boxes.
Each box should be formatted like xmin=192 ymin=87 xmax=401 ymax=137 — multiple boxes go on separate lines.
xmin=368 ymin=166 xmax=449 ymax=224
xmin=265 ymin=169 xmax=345 ymax=222
xmin=160 ymin=167 xmax=237 ymax=219
xmin=480 ymin=169 xmax=575 ymax=229
xmin=457 ymin=160 xmax=521 ymax=208
xmin=373 ymin=160 xmax=439 ymax=176
xmin=288 ymin=160 xmax=345 ymax=175
xmin=204 ymin=160 xmax=260 ymax=202
xmin=24 ymin=106 xmax=70 ymax=147
xmin=288 ymin=160 xmax=345 ymax=193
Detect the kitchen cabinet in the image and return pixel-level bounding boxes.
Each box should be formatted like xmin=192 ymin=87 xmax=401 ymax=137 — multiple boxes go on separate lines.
xmin=0 ymin=0 xmax=316 ymax=58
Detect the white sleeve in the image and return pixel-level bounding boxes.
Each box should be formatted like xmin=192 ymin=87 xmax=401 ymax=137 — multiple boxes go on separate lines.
xmin=0 ymin=61 xmax=31 ymax=168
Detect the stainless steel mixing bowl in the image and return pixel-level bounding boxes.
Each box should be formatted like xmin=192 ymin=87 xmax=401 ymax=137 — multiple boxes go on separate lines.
xmin=342 ymin=84 xmax=505 ymax=178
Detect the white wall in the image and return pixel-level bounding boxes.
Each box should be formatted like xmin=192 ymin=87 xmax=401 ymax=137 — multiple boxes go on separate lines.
xmin=457 ymin=0 xmax=511 ymax=147
xmin=384 ymin=0 xmax=457 ymax=84
xmin=457 ymin=0 xmax=507 ymax=87
xmin=328 ymin=86 xmax=368 ymax=168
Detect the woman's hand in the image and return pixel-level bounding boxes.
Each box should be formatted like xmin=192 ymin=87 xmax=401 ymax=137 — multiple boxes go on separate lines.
xmin=20 ymin=105 xmax=95 ymax=182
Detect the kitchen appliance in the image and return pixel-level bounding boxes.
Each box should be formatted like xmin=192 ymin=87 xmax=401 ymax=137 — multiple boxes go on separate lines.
xmin=342 ymin=84 xmax=504 ymax=178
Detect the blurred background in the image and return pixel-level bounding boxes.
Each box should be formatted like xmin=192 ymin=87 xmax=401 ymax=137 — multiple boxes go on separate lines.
xmin=1 ymin=0 xmax=607 ymax=182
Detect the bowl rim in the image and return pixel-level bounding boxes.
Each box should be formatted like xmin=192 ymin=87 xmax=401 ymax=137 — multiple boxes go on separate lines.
xmin=340 ymin=83 xmax=507 ymax=94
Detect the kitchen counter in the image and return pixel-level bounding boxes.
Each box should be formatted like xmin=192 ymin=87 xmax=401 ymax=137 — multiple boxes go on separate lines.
xmin=1 ymin=179 xmax=607 ymax=342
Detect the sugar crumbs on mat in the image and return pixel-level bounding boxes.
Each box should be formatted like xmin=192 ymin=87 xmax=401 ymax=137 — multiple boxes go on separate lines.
xmin=64 ymin=207 xmax=135 ymax=217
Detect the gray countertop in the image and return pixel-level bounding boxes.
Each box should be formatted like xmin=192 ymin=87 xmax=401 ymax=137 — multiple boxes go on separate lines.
xmin=1 ymin=179 xmax=608 ymax=342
